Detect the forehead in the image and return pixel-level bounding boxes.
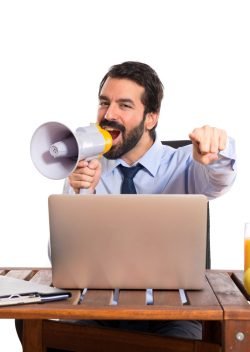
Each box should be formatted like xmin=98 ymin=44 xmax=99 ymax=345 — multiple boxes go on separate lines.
xmin=99 ymin=77 xmax=145 ymax=101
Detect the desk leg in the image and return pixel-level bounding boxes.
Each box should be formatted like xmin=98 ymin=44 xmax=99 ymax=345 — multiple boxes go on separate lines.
xmin=223 ymin=320 xmax=250 ymax=352
xmin=23 ymin=320 xmax=45 ymax=352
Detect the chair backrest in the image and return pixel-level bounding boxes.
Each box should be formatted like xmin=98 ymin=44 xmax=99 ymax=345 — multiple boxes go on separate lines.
xmin=162 ymin=140 xmax=211 ymax=269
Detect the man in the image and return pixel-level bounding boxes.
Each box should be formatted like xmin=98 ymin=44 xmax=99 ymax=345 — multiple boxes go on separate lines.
xmin=66 ymin=61 xmax=235 ymax=198
xmin=63 ymin=61 xmax=236 ymax=339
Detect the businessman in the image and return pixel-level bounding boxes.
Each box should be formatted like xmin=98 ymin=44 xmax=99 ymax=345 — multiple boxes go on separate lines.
xmin=64 ymin=61 xmax=236 ymax=339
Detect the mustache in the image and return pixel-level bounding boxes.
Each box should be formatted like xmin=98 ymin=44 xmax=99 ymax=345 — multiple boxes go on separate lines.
xmin=100 ymin=120 xmax=125 ymax=133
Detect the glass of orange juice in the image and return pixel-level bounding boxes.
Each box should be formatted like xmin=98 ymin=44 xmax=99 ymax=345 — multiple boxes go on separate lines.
xmin=244 ymin=223 xmax=250 ymax=294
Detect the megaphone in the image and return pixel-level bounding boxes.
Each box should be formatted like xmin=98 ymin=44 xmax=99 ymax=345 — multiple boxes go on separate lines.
xmin=30 ymin=121 xmax=112 ymax=180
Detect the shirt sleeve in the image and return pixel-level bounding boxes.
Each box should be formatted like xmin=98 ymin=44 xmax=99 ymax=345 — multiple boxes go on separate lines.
xmin=63 ymin=179 xmax=76 ymax=194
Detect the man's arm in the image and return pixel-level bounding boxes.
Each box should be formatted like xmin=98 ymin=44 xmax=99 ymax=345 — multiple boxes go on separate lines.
xmin=187 ymin=126 xmax=236 ymax=199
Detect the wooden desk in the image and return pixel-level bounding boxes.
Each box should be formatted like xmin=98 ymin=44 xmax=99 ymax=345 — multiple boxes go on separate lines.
xmin=0 ymin=268 xmax=250 ymax=352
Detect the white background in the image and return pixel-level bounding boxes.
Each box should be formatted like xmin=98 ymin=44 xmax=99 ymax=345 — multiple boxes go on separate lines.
xmin=0 ymin=0 xmax=249 ymax=350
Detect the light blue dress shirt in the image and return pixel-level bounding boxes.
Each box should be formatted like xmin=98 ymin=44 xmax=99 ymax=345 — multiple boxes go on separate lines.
xmin=64 ymin=136 xmax=236 ymax=199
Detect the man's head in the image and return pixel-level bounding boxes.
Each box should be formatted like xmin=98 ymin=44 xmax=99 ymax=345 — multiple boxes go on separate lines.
xmin=97 ymin=61 xmax=164 ymax=162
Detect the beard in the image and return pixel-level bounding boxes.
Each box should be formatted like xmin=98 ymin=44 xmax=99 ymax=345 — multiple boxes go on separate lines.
xmin=100 ymin=117 xmax=145 ymax=159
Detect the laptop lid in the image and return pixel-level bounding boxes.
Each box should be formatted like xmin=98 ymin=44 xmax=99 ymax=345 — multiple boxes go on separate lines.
xmin=49 ymin=194 xmax=207 ymax=289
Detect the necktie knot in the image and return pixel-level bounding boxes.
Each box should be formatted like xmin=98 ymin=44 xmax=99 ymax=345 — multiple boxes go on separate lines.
xmin=118 ymin=164 xmax=142 ymax=194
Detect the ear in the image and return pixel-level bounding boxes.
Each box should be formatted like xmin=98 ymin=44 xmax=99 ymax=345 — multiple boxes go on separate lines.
xmin=145 ymin=112 xmax=159 ymax=131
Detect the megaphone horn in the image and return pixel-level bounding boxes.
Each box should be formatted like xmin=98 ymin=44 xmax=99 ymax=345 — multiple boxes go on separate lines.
xmin=30 ymin=122 xmax=112 ymax=180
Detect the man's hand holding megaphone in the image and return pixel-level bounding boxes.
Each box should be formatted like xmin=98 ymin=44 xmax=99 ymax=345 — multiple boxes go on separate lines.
xmin=68 ymin=159 xmax=102 ymax=194
xmin=30 ymin=122 xmax=112 ymax=193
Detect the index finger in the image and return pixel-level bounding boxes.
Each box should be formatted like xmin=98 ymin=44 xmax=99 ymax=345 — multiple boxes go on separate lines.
xmin=76 ymin=160 xmax=89 ymax=169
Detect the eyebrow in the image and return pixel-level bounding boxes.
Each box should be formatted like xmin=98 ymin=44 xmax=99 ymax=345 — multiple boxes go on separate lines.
xmin=118 ymin=98 xmax=135 ymax=106
xmin=99 ymin=95 xmax=135 ymax=106
xmin=99 ymin=95 xmax=109 ymax=101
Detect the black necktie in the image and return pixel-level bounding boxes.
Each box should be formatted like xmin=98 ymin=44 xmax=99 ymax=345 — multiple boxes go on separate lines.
xmin=118 ymin=164 xmax=142 ymax=194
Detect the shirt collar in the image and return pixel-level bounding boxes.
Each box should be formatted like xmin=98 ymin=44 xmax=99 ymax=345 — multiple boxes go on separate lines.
xmin=100 ymin=136 xmax=165 ymax=177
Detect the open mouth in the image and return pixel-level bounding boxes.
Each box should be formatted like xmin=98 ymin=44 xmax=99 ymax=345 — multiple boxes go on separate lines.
xmin=105 ymin=128 xmax=121 ymax=141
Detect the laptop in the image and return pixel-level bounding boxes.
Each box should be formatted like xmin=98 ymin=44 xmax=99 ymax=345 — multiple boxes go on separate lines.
xmin=48 ymin=194 xmax=207 ymax=290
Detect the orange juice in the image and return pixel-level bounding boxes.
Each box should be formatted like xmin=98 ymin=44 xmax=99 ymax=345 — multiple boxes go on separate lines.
xmin=244 ymin=236 xmax=250 ymax=294
xmin=244 ymin=238 xmax=250 ymax=271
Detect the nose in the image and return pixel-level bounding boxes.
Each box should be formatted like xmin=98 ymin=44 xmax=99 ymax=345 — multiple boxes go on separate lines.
xmin=104 ymin=104 xmax=118 ymax=121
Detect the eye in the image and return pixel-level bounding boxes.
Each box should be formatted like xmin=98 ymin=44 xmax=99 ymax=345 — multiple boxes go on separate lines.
xmin=99 ymin=100 xmax=109 ymax=107
xmin=120 ymin=103 xmax=132 ymax=109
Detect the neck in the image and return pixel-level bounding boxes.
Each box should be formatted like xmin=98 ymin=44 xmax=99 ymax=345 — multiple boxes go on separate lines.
xmin=121 ymin=133 xmax=154 ymax=165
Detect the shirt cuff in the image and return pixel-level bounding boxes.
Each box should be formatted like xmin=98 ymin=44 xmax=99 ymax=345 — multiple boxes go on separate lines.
xmin=217 ymin=136 xmax=236 ymax=170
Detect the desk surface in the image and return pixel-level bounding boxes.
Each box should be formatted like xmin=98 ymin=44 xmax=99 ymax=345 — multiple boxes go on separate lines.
xmin=0 ymin=268 xmax=249 ymax=321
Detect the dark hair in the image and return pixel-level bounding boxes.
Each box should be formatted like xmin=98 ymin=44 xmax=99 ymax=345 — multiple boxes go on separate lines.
xmin=98 ymin=61 xmax=164 ymax=140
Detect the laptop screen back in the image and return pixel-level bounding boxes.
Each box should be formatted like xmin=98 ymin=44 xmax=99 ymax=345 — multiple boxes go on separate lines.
xmin=49 ymin=194 xmax=207 ymax=289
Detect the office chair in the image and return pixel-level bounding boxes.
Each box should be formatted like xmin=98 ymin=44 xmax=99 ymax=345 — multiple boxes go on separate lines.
xmin=33 ymin=140 xmax=215 ymax=352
